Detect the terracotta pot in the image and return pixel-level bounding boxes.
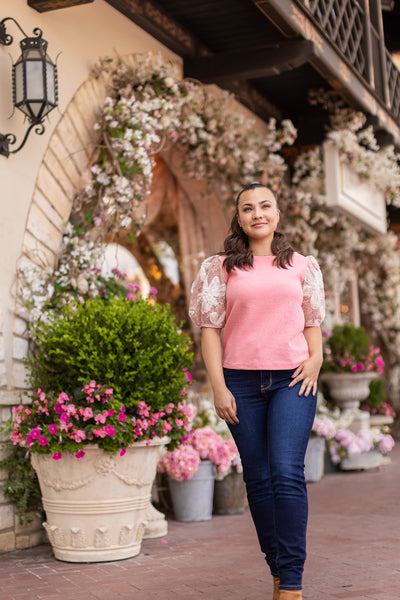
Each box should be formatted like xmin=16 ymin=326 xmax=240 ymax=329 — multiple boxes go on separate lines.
xmin=31 ymin=438 xmax=166 ymax=562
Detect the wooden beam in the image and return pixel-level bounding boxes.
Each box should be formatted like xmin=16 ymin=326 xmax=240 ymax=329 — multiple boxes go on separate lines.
xmin=184 ymin=40 xmax=315 ymax=83
xmin=27 ymin=0 xmax=94 ymax=11
xmin=105 ymin=0 xmax=202 ymax=56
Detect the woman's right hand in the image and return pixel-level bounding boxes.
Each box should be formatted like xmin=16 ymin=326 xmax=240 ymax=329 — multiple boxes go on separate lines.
xmin=213 ymin=386 xmax=239 ymax=425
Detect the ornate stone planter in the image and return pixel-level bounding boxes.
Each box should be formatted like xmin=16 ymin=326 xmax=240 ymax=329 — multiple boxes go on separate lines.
xmin=321 ymin=372 xmax=377 ymax=411
xmin=31 ymin=438 xmax=166 ymax=562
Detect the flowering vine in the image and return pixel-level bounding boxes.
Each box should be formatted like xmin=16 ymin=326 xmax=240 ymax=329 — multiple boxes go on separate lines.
xmin=18 ymin=53 xmax=297 ymax=332
xmin=280 ymin=89 xmax=400 ymax=364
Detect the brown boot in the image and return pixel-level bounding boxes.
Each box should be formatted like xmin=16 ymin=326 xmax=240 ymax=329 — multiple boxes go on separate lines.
xmin=272 ymin=577 xmax=280 ymax=600
xmin=279 ymin=590 xmax=302 ymax=600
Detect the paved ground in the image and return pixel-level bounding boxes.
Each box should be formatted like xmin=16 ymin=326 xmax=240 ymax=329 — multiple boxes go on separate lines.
xmin=1 ymin=444 xmax=399 ymax=600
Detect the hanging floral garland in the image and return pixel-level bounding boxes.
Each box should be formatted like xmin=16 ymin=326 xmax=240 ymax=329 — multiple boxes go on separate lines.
xmin=18 ymin=53 xmax=297 ymax=330
xmin=284 ymin=90 xmax=400 ymax=364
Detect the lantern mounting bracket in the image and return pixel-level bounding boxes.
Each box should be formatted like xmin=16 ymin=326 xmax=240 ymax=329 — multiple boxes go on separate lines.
xmin=0 ymin=17 xmax=57 ymax=157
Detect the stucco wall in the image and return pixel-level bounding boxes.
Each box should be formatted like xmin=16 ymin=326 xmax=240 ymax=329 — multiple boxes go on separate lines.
xmin=0 ymin=0 xmax=274 ymax=553
xmin=0 ymin=0 xmax=180 ymax=553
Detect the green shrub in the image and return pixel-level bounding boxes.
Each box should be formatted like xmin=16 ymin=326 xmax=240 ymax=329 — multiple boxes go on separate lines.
xmin=25 ymin=295 xmax=193 ymax=413
xmin=328 ymin=324 xmax=370 ymax=360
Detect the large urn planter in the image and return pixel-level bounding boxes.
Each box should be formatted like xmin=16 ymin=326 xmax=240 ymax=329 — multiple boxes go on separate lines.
xmin=168 ymin=460 xmax=216 ymax=522
xmin=31 ymin=438 xmax=166 ymax=563
xmin=321 ymin=372 xmax=377 ymax=411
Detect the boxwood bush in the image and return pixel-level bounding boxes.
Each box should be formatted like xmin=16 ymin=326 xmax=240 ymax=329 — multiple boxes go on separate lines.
xmin=25 ymin=295 xmax=193 ymax=412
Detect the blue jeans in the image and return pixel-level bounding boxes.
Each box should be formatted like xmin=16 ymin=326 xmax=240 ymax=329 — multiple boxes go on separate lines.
xmin=224 ymin=368 xmax=317 ymax=591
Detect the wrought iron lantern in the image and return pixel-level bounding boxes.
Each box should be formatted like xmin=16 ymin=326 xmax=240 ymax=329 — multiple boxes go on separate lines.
xmin=0 ymin=17 xmax=58 ymax=157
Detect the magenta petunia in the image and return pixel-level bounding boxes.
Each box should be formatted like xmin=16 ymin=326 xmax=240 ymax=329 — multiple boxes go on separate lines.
xmin=120 ymin=448 xmax=127 ymax=457
xmin=52 ymin=452 xmax=62 ymax=460
xmin=30 ymin=428 xmax=40 ymax=439
xmin=39 ymin=436 xmax=49 ymax=446
xmin=49 ymin=424 xmax=58 ymax=435
xmin=75 ymin=450 xmax=86 ymax=459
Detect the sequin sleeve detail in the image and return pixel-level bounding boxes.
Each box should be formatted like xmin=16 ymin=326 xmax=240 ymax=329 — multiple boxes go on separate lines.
xmin=189 ymin=255 xmax=226 ymax=328
xmin=302 ymin=256 xmax=325 ymax=326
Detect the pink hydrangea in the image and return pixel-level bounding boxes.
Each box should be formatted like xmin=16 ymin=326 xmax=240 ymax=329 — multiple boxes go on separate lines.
xmin=157 ymin=444 xmax=200 ymax=481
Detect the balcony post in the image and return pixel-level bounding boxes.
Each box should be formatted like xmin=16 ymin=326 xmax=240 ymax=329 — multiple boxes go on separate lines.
xmin=370 ymin=0 xmax=390 ymax=105
xmin=362 ymin=0 xmax=375 ymax=87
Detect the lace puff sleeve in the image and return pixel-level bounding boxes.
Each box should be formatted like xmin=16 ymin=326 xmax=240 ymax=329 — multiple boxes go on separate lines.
xmin=302 ymin=256 xmax=325 ymax=327
xmin=189 ymin=255 xmax=226 ymax=328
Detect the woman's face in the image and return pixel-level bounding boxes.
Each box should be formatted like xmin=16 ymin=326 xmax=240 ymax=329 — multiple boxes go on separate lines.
xmin=237 ymin=187 xmax=280 ymax=241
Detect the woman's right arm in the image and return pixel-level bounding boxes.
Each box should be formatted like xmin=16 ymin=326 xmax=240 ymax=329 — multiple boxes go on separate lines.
xmin=201 ymin=327 xmax=239 ymax=425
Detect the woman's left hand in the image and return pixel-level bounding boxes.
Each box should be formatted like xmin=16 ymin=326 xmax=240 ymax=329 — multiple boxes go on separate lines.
xmin=288 ymin=355 xmax=322 ymax=397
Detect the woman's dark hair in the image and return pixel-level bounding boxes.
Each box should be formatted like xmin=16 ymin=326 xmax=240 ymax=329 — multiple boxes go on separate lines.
xmin=222 ymin=183 xmax=294 ymax=273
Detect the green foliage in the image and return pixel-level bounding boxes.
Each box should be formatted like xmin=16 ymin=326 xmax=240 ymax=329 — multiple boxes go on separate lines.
xmin=0 ymin=429 xmax=42 ymax=524
xmin=328 ymin=324 xmax=370 ymax=359
xmin=25 ymin=295 xmax=193 ymax=413
xmin=365 ymin=378 xmax=387 ymax=410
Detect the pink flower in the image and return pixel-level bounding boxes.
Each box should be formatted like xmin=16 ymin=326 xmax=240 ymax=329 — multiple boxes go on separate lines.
xmin=49 ymin=424 xmax=58 ymax=435
xmin=75 ymin=450 xmax=86 ymax=459
xmin=80 ymin=407 xmax=93 ymax=420
xmin=104 ymin=425 xmax=116 ymax=436
xmin=52 ymin=453 xmax=62 ymax=460
xmin=39 ymin=436 xmax=49 ymax=446
xmin=184 ymin=369 xmax=193 ymax=384
xmin=118 ymin=413 xmax=127 ymax=422
xmin=30 ymin=428 xmax=40 ymax=439
xmin=127 ymin=293 xmax=134 ymax=300
xmin=120 ymin=448 xmax=127 ymax=457
xmin=379 ymin=435 xmax=395 ymax=454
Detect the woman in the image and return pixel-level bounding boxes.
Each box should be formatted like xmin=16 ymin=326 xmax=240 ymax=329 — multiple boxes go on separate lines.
xmin=189 ymin=183 xmax=325 ymax=600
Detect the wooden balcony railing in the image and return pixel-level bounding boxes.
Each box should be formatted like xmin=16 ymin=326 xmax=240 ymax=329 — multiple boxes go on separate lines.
xmin=300 ymin=0 xmax=400 ymax=124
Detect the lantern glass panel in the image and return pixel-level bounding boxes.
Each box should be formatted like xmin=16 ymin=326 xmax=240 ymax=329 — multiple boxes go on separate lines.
xmin=26 ymin=60 xmax=44 ymax=100
xmin=46 ymin=61 xmax=55 ymax=104
xmin=29 ymin=102 xmax=43 ymax=118
xmin=14 ymin=60 xmax=24 ymax=105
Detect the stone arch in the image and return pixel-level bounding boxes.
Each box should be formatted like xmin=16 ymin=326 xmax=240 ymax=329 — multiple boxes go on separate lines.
xmin=11 ymin=54 xmax=229 ymax=392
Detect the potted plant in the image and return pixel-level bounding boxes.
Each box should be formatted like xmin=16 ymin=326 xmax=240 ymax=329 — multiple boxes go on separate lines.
xmin=321 ymin=324 xmax=385 ymax=411
xmin=328 ymin=425 xmax=395 ymax=470
xmin=157 ymin=426 xmax=240 ymax=521
xmin=304 ymin=412 xmax=337 ymax=482
xmin=10 ymin=291 xmax=194 ymax=562
xmin=360 ymin=378 xmax=396 ymax=426
xmin=185 ymin=394 xmax=245 ymax=515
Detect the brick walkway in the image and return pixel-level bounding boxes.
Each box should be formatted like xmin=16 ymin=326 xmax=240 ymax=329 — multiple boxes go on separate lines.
xmin=1 ymin=444 xmax=399 ymax=600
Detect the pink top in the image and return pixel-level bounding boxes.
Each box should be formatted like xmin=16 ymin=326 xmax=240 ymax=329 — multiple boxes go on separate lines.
xmin=189 ymin=253 xmax=325 ymax=370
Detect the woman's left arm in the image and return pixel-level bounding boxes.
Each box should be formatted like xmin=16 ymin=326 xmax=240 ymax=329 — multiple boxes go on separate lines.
xmin=289 ymin=326 xmax=323 ymax=397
